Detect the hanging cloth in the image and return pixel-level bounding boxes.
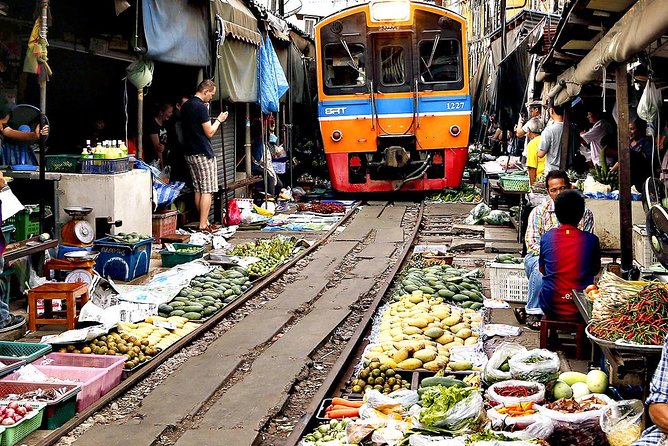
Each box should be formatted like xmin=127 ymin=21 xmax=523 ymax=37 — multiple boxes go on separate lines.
xmin=258 ymin=35 xmax=289 ymax=114
xmin=23 ymin=18 xmax=52 ymax=85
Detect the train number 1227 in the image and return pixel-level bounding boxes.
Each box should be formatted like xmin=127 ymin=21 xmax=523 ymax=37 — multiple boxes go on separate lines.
xmin=446 ymin=101 xmax=465 ymax=110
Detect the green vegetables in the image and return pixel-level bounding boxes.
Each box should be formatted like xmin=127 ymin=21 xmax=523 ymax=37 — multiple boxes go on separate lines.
xmin=228 ymin=236 xmax=298 ymax=277
xmin=108 ymin=232 xmax=151 ymax=244
xmin=418 ymin=385 xmax=473 ymax=426
xmin=494 ymin=254 xmax=522 ymax=264
xmin=430 ymin=185 xmax=481 ymax=203
xmin=523 ymin=355 xmax=550 ymax=364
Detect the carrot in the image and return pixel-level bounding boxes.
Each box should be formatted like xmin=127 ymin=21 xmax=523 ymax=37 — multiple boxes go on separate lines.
xmin=326 ymin=408 xmax=360 ymax=418
xmin=326 ymin=405 xmax=351 ymax=412
xmin=331 ymin=398 xmax=364 ymax=408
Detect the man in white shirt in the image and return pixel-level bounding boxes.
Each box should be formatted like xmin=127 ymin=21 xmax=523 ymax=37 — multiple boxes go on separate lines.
xmin=515 ymin=102 xmax=542 ymax=158
xmin=580 ymin=110 xmax=612 ymax=166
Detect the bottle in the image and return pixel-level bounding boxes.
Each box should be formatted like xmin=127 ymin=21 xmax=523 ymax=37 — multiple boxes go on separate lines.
xmin=82 ymin=140 xmax=91 ymax=159
xmin=119 ymin=140 xmax=128 ymax=157
xmin=95 ymin=141 xmax=103 ymax=159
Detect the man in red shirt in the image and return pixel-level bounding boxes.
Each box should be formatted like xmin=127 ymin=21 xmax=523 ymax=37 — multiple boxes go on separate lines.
xmin=539 ymin=190 xmax=601 ymax=321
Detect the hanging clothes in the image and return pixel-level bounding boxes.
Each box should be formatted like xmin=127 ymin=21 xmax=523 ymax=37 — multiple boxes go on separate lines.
xmin=258 ymin=35 xmax=289 ymax=114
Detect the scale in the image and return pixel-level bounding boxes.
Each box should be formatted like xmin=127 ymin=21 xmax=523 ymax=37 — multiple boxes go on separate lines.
xmin=61 ymin=207 xmax=95 ymax=247
xmin=45 ymin=251 xmax=99 ymax=287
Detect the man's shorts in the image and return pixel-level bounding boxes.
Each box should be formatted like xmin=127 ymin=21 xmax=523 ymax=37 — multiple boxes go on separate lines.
xmin=185 ymin=154 xmax=218 ymax=193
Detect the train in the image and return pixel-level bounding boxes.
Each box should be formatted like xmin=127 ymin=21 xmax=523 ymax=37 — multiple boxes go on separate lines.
xmin=315 ymin=0 xmax=471 ymax=192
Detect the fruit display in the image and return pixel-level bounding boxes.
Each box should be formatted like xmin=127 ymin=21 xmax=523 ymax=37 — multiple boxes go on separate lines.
xmin=349 ymin=360 xmax=411 ymax=396
xmin=228 ymin=237 xmax=298 ymax=277
xmin=393 ymin=264 xmax=484 ymax=310
xmin=174 ymin=246 xmax=202 ymax=254
xmin=590 ymin=148 xmax=618 ymax=189
xmin=106 ymin=232 xmax=152 ymax=244
xmin=0 ymin=402 xmax=38 ymax=426
xmin=118 ymin=316 xmax=198 ymax=350
xmin=494 ymin=254 xmax=523 ymax=265
xmin=364 ymin=290 xmax=481 ymax=372
xmin=553 ymin=370 xmax=609 ymax=399
xmin=159 ymin=267 xmax=252 ymax=320
xmin=57 ymin=331 xmax=160 ymax=370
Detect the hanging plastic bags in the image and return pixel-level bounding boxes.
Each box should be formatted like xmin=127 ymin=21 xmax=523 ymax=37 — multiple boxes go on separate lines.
xmin=638 ymin=80 xmax=660 ymax=125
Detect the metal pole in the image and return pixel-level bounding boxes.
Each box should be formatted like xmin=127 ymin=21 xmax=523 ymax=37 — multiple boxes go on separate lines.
xmin=500 ymin=0 xmax=507 ymax=60
xmin=616 ymin=65 xmax=632 ymax=273
xmin=38 ymin=0 xmax=48 ymax=234
xmin=137 ymin=89 xmax=143 ymax=160
xmin=245 ymin=103 xmax=252 ymax=196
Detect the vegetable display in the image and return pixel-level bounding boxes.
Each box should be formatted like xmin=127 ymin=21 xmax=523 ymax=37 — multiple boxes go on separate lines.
xmin=349 ymin=360 xmax=411 ymax=395
xmin=591 ymin=272 xmax=644 ymax=321
xmin=545 ymin=396 xmax=607 ymax=413
xmin=106 ymin=232 xmax=152 ymax=244
xmin=0 ymin=402 xmax=37 ymax=426
xmin=429 ymin=185 xmax=481 ymax=203
xmin=418 ymin=385 xmax=473 ymax=425
xmin=494 ymin=254 xmax=523 ymax=264
xmin=323 ymin=398 xmax=363 ymax=419
xmin=302 ymin=419 xmax=352 ymax=445
xmin=297 ymin=201 xmax=346 ymax=214
xmin=589 ymin=283 xmax=668 ymax=345
xmin=494 ymin=401 xmax=537 ymax=417
xmin=228 ymin=237 xmax=297 ymax=277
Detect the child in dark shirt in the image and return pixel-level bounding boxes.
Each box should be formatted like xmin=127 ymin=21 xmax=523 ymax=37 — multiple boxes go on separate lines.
xmin=539 ymin=190 xmax=601 ymax=321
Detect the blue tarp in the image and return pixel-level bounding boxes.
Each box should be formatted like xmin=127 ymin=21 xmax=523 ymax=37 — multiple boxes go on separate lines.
xmin=142 ymin=0 xmax=210 ymax=66
xmin=258 ymin=35 xmax=289 ymax=114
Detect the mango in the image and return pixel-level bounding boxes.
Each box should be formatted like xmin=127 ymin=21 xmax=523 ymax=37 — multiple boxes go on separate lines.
xmin=392 ymin=347 xmax=410 ymax=363
xmin=413 ymin=349 xmax=437 ymax=363
xmin=424 ymin=327 xmax=445 ymax=339
xmin=397 ymin=358 xmax=423 ymax=370
xmin=423 ymin=359 xmax=447 ymax=371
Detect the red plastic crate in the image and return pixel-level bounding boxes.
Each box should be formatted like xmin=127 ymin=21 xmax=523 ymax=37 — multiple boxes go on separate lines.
xmin=4 ymin=365 xmax=107 ymax=413
xmin=152 ymin=210 xmax=178 ymax=243
xmin=38 ymin=353 xmax=124 ymax=395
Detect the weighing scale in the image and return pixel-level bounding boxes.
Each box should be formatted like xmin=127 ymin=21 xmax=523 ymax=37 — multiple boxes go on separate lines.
xmin=61 ymin=207 xmax=95 ymax=247
xmin=45 ymin=251 xmax=99 ymax=287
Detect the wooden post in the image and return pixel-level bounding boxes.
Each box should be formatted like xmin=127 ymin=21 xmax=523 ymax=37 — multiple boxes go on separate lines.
xmin=137 ymin=89 xmax=143 ymax=160
xmin=560 ymin=108 xmax=570 ymax=170
xmin=245 ymin=103 xmax=252 ymax=196
xmin=616 ymin=65 xmax=632 ymax=273
xmin=38 ymin=0 xmax=48 ymax=234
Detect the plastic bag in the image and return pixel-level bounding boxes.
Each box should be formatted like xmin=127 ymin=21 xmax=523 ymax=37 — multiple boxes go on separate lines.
xmin=365 ymin=388 xmax=419 ymax=411
xmin=486 ymin=380 xmax=546 ymax=407
xmin=225 ymin=199 xmax=242 ymax=226
xmin=538 ymin=393 xmax=613 ymax=446
xmin=487 ymin=405 xmax=546 ymax=430
xmin=600 ymin=399 xmax=644 ymax=446
xmin=509 ymin=349 xmax=560 ymax=385
xmin=483 ymin=342 xmax=527 ymax=384
xmin=464 ymin=202 xmax=491 ymax=225
xmin=409 ymin=434 xmax=468 ymax=446
xmin=638 ymin=80 xmax=661 ymax=124
xmin=412 ymin=391 xmax=485 ymax=431
xmin=483 ymin=210 xmax=511 ymax=225
xmin=491 ymin=415 xmax=554 ymax=441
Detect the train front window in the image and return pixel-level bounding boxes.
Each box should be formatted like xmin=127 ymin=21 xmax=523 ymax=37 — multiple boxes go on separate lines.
xmin=324 ymin=43 xmax=366 ymax=87
xmin=380 ymin=46 xmax=405 ymax=86
xmin=419 ymin=39 xmax=461 ymax=83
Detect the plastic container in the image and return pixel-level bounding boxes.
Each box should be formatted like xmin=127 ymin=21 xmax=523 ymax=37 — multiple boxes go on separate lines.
xmin=500 ymin=174 xmax=531 ymax=192
xmin=0 ymin=342 xmax=52 ymax=364
xmin=0 ymin=359 xmax=25 ymax=379
xmin=80 ymin=157 xmax=129 ymax=174
xmin=633 ymin=225 xmax=657 ymax=267
xmin=0 ymin=381 xmax=80 ymax=430
xmin=160 ymin=243 xmax=204 ymax=268
xmin=5 ymin=365 xmax=107 ymax=412
xmin=152 ymin=210 xmax=178 ymax=243
xmin=44 ymin=154 xmax=80 ymax=173
xmin=4 ymin=205 xmax=46 ymax=241
xmin=488 ymin=262 xmax=529 ymax=303
xmin=93 ymin=237 xmax=153 ymax=281
xmin=39 ymin=353 xmax=124 ymax=395
xmin=1 ymin=226 xmax=15 ymax=245
xmin=0 ymin=402 xmax=46 ymax=446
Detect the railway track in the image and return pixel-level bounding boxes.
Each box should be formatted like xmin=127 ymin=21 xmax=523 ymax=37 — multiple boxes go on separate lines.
xmin=38 ymin=200 xmax=424 ymax=446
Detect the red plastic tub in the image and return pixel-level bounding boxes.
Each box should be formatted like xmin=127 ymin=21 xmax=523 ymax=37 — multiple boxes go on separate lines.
xmin=38 ymin=353 xmax=125 ymax=395
xmin=4 ymin=365 xmax=106 ymax=412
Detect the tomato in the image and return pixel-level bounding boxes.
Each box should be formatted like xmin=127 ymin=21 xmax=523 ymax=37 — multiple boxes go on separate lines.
xmin=585 ymin=284 xmax=598 ymax=293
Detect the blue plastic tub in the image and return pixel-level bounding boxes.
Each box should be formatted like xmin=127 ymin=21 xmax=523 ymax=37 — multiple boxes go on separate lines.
xmin=93 ymin=237 xmax=153 ymax=282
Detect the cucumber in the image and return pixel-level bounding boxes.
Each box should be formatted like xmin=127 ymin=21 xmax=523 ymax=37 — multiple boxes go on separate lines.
xmin=461 ymin=301 xmax=473 ymax=309
xmin=183 ymin=312 xmax=202 ymax=320
xmin=182 ymin=304 xmax=204 ymax=312
xmin=470 ymin=302 xmax=484 ymax=310
xmin=404 ymin=285 xmax=418 ymax=293
xmin=452 ymin=293 xmax=469 ymax=302
xmin=223 ymin=289 xmax=235 ymax=297
xmin=170 ymin=301 xmax=186 ymax=308
xmin=419 ymin=286 xmax=436 ymax=294
xmin=420 ymin=376 xmax=467 ymax=388
xmin=446 ymin=276 xmax=463 ymax=283
xmin=438 ymin=289 xmax=455 ymax=298
xmin=190 ymin=290 xmax=203 ymax=298
xmin=158 ymin=304 xmax=174 ymax=313
xmin=202 ymin=307 xmax=216 ymax=316
xmin=169 ymin=310 xmax=186 ymax=317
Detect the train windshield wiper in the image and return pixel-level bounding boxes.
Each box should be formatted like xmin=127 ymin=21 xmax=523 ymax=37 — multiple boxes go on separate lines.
xmin=425 ymin=35 xmax=440 ymax=69
xmin=339 ymin=38 xmax=364 ymax=75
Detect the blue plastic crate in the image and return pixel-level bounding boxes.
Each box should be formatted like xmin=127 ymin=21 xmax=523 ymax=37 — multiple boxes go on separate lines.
xmin=93 ymin=237 xmax=153 ymax=282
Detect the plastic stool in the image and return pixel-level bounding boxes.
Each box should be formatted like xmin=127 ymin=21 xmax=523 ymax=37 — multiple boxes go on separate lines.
xmin=28 ymin=282 xmax=89 ymax=331
xmin=539 ymin=317 xmax=589 ymax=360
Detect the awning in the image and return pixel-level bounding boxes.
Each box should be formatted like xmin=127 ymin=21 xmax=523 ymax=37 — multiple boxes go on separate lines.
xmin=212 ymin=0 xmax=262 ymax=46
xmin=552 ymin=0 xmax=668 ymax=105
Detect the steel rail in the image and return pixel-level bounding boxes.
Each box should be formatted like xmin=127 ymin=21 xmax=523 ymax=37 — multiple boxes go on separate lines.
xmin=281 ymin=201 xmax=424 ymax=446
xmin=32 ymin=202 xmax=361 ymax=446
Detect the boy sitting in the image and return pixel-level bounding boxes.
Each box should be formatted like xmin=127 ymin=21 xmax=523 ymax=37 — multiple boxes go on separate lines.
xmin=539 ymin=190 xmax=601 ymax=321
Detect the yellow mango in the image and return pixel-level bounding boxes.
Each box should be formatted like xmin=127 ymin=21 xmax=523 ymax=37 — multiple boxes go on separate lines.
xmin=392 ymin=347 xmax=410 ymax=363
xmin=397 ymin=358 xmax=423 ymax=370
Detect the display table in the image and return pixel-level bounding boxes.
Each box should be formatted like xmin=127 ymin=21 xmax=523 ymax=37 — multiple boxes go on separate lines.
xmin=2 ymin=169 xmax=153 ymax=237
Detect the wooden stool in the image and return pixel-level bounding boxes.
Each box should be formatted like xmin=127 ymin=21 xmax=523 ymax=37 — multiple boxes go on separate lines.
xmin=28 ymin=282 xmax=89 ymax=331
xmin=539 ymin=317 xmax=589 ymax=360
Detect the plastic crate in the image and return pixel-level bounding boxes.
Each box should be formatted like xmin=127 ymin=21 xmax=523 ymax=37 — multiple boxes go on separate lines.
xmin=5 ymin=206 xmax=41 ymax=241
xmin=44 ymin=154 xmax=80 ymax=173
xmin=0 ymin=359 xmax=25 ymax=379
xmin=633 ymin=225 xmax=658 ymax=267
xmin=489 ymin=262 xmax=529 ymax=303
xmin=93 ymin=237 xmax=153 ymax=281
xmin=5 ymin=365 xmax=107 ymax=412
xmin=160 ymin=243 xmax=204 ymax=268
xmin=39 ymin=353 xmax=124 ymax=395
xmin=152 ymin=210 xmax=178 ymax=243
xmin=0 ymin=402 xmax=46 ymax=446
xmin=1 ymin=225 xmax=15 ymax=245
xmin=499 ymin=175 xmax=530 ymax=192
xmin=0 ymin=342 xmax=52 ymax=363
xmin=80 ymin=157 xmax=129 ymax=174
xmin=0 ymin=381 xmax=80 ymax=430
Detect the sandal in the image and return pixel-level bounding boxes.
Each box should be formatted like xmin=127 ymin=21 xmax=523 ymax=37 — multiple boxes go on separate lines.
xmin=513 ymin=307 xmax=527 ymax=324
xmin=526 ymin=315 xmax=542 ymax=331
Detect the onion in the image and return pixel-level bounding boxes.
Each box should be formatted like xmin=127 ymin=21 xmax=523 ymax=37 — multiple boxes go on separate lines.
xmin=12 ymin=414 xmax=22 ymax=422
xmin=1 ymin=418 xmax=15 ymax=425
xmin=5 ymin=409 xmax=14 ymax=417
xmin=7 ymin=402 xmax=19 ymax=410
xmin=15 ymin=407 xmax=26 ymax=416
xmin=23 ymin=404 xmax=33 ymax=412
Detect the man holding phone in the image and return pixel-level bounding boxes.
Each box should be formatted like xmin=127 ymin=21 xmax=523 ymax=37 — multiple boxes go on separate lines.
xmin=181 ymin=80 xmax=228 ymax=231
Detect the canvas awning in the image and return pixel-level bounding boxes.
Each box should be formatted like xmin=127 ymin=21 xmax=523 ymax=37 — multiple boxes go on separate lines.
xmin=551 ymin=0 xmax=668 ymax=105
xmin=212 ymin=0 xmax=262 ymax=46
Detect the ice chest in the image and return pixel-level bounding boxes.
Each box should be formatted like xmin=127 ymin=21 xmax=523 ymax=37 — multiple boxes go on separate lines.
xmin=93 ymin=237 xmax=153 ymax=282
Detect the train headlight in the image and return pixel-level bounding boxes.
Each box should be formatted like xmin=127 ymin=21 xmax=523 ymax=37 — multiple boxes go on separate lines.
xmin=449 ymin=125 xmax=461 ymax=137
xmin=331 ymin=130 xmax=343 ymax=142
xmin=369 ymin=0 xmax=410 ymax=22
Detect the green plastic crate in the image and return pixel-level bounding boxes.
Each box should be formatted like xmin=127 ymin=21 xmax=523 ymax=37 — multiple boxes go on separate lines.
xmin=0 ymin=342 xmax=52 ymax=363
xmin=0 ymin=402 xmax=46 ymax=446
xmin=45 ymin=154 xmax=80 ymax=173
xmin=4 ymin=205 xmax=51 ymax=241
xmin=160 ymin=243 xmax=204 ymax=268
xmin=42 ymin=395 xmax=77 ymax=430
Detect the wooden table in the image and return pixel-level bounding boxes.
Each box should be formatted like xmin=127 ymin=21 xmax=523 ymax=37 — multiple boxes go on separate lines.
xmin=4 ymin=237 xmax=58 ymax=262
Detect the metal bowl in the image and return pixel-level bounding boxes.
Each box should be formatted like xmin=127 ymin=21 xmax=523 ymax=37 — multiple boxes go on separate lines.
xmin=63 ymin=207 xmax=93 ymax=217
xmin=64 ymin=251 xmax=99 ymax=262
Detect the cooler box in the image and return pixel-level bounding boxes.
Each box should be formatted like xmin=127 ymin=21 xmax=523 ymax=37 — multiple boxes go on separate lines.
xmin=93 ymin=237 xmax=153 ymax=282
